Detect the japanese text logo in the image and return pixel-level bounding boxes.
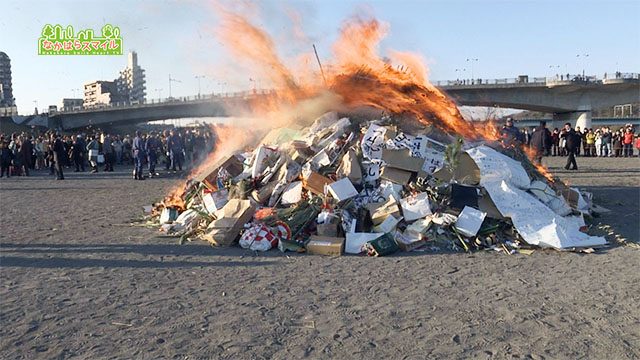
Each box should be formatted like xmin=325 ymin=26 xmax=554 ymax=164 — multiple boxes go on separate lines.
xmin=38 ymin=24 xmax=123 ymax=55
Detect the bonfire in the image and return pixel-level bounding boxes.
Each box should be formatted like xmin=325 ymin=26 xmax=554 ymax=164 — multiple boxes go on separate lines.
xmin=141 ymin=6 xmax=609 ymax=255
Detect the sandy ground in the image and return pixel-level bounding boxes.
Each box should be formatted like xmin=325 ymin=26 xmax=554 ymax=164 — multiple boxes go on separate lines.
xmin=1 ymin=156 xmax=639 ymax=360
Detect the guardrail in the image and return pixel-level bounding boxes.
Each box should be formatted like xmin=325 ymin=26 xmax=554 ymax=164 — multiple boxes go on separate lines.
xmin=435 ymin=72 xmax=639 ymax=87
xmin=52 ymin=89 xmax=276 ymax=114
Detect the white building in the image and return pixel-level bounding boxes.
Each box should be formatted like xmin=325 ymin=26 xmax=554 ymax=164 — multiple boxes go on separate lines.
xmin=84 ymin=81 xmax=126 ymax=107
xmin=116 ymin=51 xmax=146 ymax=104
xmin=60 ymin=98 xmax=83 ymax=111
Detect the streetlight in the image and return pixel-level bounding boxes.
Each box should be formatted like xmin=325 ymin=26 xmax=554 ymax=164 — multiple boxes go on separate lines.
xmin=549 ymin=65 xmax=561 ymax=78
xmin=195 ymin=75 xmax=205 ymax=98
xmin=576 ymin=54 xmax=589 ymax=77
xmin=249 ymin=78 xmax=256 ymax=93
xmin=168 ymin=74 xmax=181 ymax=99
xmin=217 ymin=81 xmax=227 ymax=94
xmin=71 ymin=88 xmax=80 ymax=98
xmin=466 ymin=58 xmax=479 ymax=81
xmin=154 ymin=88 xmax=163 ymax=101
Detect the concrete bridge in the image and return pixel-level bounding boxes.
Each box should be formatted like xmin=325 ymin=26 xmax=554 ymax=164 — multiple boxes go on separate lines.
xmin=48 ymin=91 xmax=273 ymax=130
xmin=437 ymin=73 xmax=640 ymax=129
xmin=47 ymin=73 xmax=639 ymax=130
xmin=514 ymin=117 xmax=640 ymax=129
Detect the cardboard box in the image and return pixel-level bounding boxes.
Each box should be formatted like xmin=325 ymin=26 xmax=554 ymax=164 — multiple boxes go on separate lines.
xmin=251 ymin=180 xmax=277 ymax=205
xmin=337 ymin=149 xmax=362 ymax=184
xmin=450 ymin=184 xmax=478 ymax=210
xmin=306 ymin=236 xmax=344 ymax=256
xmin=394 ymin=229 xmax=426 ymax=251
xmin=292 ymin=150 xmax=311 ymax=164
xmin=454 ymin=206 xmax=487 ymax=237
xmin=364 ymin=233 xmax=399 ymax=256
xmin=382 ymin=149 xmax=425 ymax=172
xmin=317 ymin=223 xmax=339 ymax=237
xmin=194 ymin=155 xmax=244 ymax=186
xmin=381 ymin=167 xmax=413 ymax=185
xmin=202 ymin=200 xmax=256 ymax=246
xmin=433 ymin=152 xmax=480 ymax=186
xmin=327 ymin=178 xmax=358 ymax=202
xmin=345 ymin=232 xmax=384 ymax=254
xmin=303 ymin=172 xmax=333 ymax=195
xmin=372 ymin=215 xmax=401 ymax=233
xmin=366 ymin=197 xmax=400 ymax=225
xmin=281 ymin=181 xmax=303 ymax=205
xmin=203 ymin=189 xmax=229 ymax=214
xmin=400 ymin=192 xmax=432 ymax=222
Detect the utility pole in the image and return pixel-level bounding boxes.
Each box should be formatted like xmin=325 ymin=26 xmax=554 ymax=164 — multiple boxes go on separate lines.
xmin=195 ymin=75 xmax=205 ymax=98
xmin=454 ymin=68 xmax=466 ymax=82
xmin=466 ymin=58 xmax=478 ymax=80
xmin=168 ymin=74 xmax=181 ymax=99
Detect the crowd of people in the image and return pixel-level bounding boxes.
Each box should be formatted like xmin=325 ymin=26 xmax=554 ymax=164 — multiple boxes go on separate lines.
xmin=501 ymin=118 xmax=639 ymax=171
xmin=0 ymin=127 xmax=216 ymax=180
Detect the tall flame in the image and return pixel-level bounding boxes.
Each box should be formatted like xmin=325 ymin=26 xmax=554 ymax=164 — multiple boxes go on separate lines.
xmin=212 ymin=8 xmax=501 ymax=140
xmin=158 ymin=3 xmax=555 ymax=208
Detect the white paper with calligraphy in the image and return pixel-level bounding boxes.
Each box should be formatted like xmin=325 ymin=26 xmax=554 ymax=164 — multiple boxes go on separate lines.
xmin=362 ymin=160 xmax=382 ymax=183
xmin=361 ymin=124 xmax=387 ymax=160
xmin=466 ymin=145 xmax=605 ymax=249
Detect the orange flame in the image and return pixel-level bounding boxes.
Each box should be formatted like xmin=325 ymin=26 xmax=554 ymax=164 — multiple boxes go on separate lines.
xmin=211 ymin=8 xmax=502 ymax=141
xmin=521 ymin=145 xmax=555 ymax=183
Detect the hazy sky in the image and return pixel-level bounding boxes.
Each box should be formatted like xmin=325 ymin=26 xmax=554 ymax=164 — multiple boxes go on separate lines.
xmin=1 ymin=0 xmax=639 ymax=114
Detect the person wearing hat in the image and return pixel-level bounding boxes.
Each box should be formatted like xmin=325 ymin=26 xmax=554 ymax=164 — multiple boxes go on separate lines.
xmin=132 ymin=130 xmax=146 ymax=180
xmin=501 ymin=117 xmax=523 ymax=146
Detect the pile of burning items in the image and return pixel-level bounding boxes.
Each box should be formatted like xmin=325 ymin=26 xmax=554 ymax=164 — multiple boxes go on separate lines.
xmin=147 ymin=112 xmax=606 ymax=256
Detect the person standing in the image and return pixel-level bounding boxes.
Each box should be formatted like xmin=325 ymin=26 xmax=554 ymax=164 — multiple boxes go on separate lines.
xmin=550 ymin=128 xmax=560 ymax=156
xmin=101 ymin=133 xmax=115 ymax=172
xmin=71 ymin=135 xmax=86 ymax=172
xmin=622 ymin=127 xmax=634 ymax=157
xmin=52 ymin=133 xmax=66 ymax=180
xmin=561 ymin=123 xmax=579 ymax=170
xmin=168 ymin=129 xmax=184 ymax=172
xmin=500 ymin=118 xmax=523 ymax=147
xmin=86 ymin=135 xmax=100 ymax=173
xmin=601 ymin=128 xmax=612 ymax=157
xmin=132 ymin=130 xmax=146 ymax=180
xmin=529 ymin=121 xmax=551 ymax=165
xmin=112 ymin=136 xmax=124 ymax=165
xmin=585 ymin=129 xmax=595 ymax=157
xmin=34 ymin=137 xmax=45 ymax=170
xmin=0 ymin=136 xmax=13 ymax=178
xmin=145 ymin=131 xmax=161 ymax=178
xmin=18 ymin=135 xmax=33 ymax=176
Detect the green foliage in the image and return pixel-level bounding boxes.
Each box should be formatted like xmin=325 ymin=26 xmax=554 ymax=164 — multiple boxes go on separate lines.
xmin=444 ymin=137 xmax=464 ymax=173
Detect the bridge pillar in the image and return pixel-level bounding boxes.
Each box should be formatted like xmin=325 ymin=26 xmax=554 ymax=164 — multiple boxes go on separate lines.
xmin=552 ymin=110 xmax=592 ymax=130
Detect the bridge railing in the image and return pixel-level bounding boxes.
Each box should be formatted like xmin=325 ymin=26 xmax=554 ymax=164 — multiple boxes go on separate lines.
xmin=55 ymin=89 xmax=277 ymax=114
xmin=436 ymin=72 xmax=639 ymax=87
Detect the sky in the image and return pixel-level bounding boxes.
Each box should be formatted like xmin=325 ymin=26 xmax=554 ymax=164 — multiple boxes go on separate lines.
xmin=1 ymin=0 xmax=639 ymax=115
